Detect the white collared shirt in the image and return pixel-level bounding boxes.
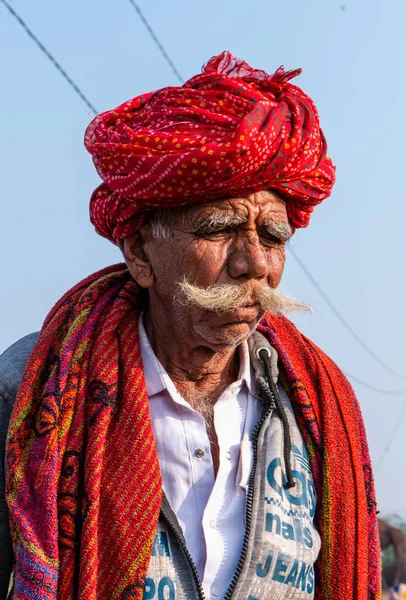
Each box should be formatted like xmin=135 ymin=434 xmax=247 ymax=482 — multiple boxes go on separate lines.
xmin=138 ymin=317 xmax=263 ymax=600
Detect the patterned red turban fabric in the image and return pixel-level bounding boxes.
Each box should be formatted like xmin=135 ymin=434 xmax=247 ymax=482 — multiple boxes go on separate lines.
xmin=85 ymin=51 xmax=336 ymax=242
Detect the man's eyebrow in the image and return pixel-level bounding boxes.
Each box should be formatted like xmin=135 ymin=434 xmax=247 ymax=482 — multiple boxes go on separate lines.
xmin=193 ymin=212 xmax=247 ymax=231
xmin=262 ymin=220 xmax=292 ymax=242
xmin=193 ymin=212 xmax=292 ymax=241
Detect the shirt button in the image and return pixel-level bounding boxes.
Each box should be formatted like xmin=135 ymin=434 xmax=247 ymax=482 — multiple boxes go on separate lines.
xmin=209 ymin=519 xmax=216 ymax=528
xmin=226 ymin=451 xmax=231 ymax=460
xmin=212 ymin=587 xmax=221 ymax=597
xmin=195 ymin=448 xmax=205 ymax=458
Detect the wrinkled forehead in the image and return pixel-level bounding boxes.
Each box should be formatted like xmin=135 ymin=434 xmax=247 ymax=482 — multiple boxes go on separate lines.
xmin=175 ymin=190 xmax=288 ymax=226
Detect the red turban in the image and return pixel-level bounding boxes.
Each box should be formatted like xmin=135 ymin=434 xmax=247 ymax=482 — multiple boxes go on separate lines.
xmin=85 ymin=51 xmax=336 ymax=242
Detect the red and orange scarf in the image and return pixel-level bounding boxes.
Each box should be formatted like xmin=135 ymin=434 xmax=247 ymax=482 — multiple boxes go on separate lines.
xmin=6 ymin=265 xmax=381 ymax=599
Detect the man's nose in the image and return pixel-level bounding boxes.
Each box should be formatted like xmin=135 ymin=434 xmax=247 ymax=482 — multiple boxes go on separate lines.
xmin=227 ymin=234 xmax=268 ymax=280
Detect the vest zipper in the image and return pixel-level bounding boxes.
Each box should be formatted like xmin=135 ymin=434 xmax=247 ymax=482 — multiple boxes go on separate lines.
xmin=160 ymin=496 xmax=206 ymax=600
xmin=223 ymin=387 xmax=275 ymax=600
xmin=159 ymin=386 xmax=274 ymax=600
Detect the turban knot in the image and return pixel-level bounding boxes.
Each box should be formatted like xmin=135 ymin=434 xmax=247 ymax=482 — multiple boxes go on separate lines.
xmin=85 ymin=51 xmax=336 ymax=242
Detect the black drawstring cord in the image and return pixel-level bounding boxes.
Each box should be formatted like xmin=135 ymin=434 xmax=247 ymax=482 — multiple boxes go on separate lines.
xmin=257 ymin=378 xmax=276 ymax=411
xmin=258 ymin=349 xmax=296 ymax=489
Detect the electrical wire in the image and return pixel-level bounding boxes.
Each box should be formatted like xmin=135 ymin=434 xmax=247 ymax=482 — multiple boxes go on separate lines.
xmin=3 ymin=1 xmax=406 ymax=480
xmin=124 ymin=0 xmax=406 ymax=387
xmin=287 ymin=245 xmax=406 ymax=470
xmin=127 ymin=0 xmax=184 ymax=84
xmin=122 ymin=5 xmax=406 ymax=391
xmin=288 ymin=246 xmax=406 ymax=381
xmin=344 ymin=372 xmax=406 ymax=395
xmin=344 ymin=373 xmax=406 ymax=474
xmin=374 ymin=400 xmax=406 ymax=472
xmin=4 ymin=0 xmax=406 ymax=395
xmin=125 ymin=0 xmax=406 ymax=388
xmin=0 ymin=0 xmax=98 ymax=115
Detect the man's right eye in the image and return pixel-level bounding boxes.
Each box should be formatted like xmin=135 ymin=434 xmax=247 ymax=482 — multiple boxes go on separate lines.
xmin=195 ymin=227 xmax=234 ymax=237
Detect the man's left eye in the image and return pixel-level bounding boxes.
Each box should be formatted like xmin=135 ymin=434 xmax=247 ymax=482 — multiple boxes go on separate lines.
xmin=261 ymin=234 xmax=283 ymax=245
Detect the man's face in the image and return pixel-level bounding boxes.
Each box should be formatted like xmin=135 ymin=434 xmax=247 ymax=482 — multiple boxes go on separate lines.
xmin=130 ymin=190 xmax=290 ymax=350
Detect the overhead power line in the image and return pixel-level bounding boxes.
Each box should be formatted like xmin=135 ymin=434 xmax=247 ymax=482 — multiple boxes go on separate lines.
xmin=375 ymin=400 xmax=406 ymax=472
xmin=121 ymin=5 xmax=406 ymax=387
xmin=346 ymin=376 xmax=406 ymax=476
xmin=0 ymin=0 xmax=98 ymax=116
xmin=4 ymin=2 xmax=406 ymax=400
xmin=344 ymin=372 xmax=406 ymax=396
xmin=288 ymin=247 xmax=406 ymax=381
xmin=4 ymin=0 xmax=406 ymax=490
xmin=3 ymin=0 xmax=406 ymax=483
xmin=126 ymin=8 xmax=406 ymax=389
xmin=127 ymin=0 xmax=184 ymax=84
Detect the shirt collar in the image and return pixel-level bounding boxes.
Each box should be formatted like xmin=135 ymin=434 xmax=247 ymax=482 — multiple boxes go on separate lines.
xmin=238 ymin=336 xmax=260 ymax=398
xmin=138 ymin=312 xmax=261 ymax=399
xmin=138 ymin=313 xmax=168 ymax=397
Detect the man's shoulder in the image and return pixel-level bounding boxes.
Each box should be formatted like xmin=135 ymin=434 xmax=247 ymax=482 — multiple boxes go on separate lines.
xmin=0 ymin=334 xmax=38 ymax=596
xmin=0 ymin=333 xmax=39 ymax=405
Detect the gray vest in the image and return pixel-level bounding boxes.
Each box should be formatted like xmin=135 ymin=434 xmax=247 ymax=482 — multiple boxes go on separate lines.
xmin=145 ymin=385 xmax=320 ymax=600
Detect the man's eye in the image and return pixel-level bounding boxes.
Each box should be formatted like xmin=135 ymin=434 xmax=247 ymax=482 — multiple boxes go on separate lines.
xmin=195 ymin=227 xmax=234 ymax=238
xmin=261 ymin=233 xmax=283 ymax=245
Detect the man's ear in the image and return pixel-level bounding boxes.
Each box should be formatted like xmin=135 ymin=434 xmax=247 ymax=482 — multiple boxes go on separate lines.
xmin=120 ymin=230 xmax=155 ymax=288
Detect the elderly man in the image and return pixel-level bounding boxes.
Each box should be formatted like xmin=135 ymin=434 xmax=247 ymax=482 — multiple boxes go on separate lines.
xmin=0 ymin=52 xmax=380 ymax=600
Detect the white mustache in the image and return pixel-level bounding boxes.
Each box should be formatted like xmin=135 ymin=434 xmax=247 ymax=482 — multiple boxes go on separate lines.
xmin=178 ymin=280 xmax=312 ymax=316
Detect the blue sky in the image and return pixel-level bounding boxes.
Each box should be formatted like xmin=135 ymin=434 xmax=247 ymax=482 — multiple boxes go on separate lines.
xmin=1 ymin=0 xmax=405 ymax=517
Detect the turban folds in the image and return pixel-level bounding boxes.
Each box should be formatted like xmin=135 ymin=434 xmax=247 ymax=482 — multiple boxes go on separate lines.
xmin=85 ymin=51 xmax=336 ymax=242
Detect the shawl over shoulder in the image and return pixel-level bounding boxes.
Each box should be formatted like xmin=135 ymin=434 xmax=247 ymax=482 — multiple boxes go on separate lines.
xmin=6 ymin=265 xmax=380 ymax=600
